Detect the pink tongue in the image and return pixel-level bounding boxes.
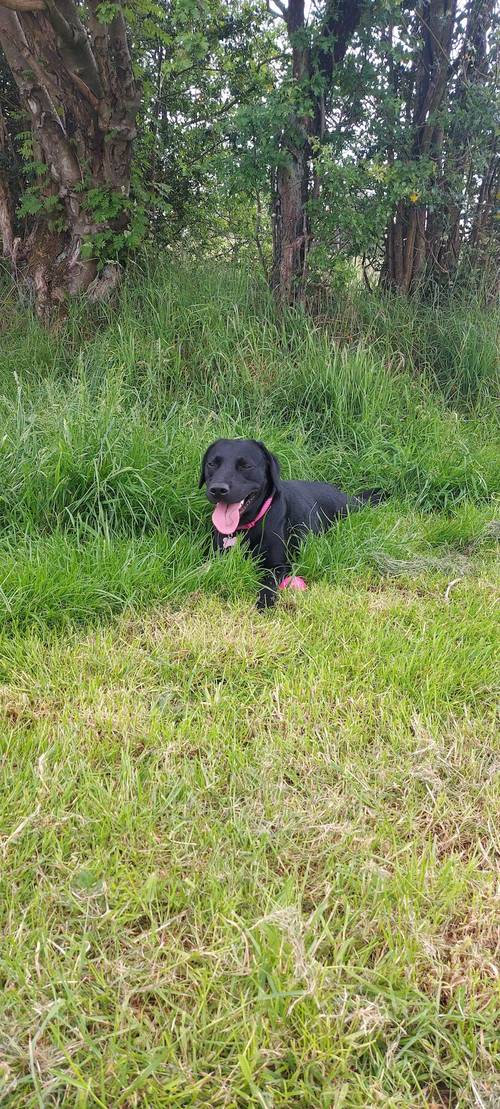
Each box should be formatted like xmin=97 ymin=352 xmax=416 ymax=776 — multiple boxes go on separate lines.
xmin=212 ymin=500 xmax=244 ymax=535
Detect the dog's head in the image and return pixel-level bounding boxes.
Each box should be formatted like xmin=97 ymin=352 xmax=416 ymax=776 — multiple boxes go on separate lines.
xmin=199 ymin=438 xmax=281 ymax=531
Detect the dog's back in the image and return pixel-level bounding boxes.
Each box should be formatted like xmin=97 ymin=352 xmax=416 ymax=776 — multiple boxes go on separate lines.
xmin=281 ymin=479 xmax=351 ymax=535
xmin=281 ymin=479 xmax=386 ymax=537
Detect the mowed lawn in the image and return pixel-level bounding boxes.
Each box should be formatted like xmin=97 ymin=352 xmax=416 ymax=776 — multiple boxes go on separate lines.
xmin=1 ymin=558 xmax=498 ymax=1107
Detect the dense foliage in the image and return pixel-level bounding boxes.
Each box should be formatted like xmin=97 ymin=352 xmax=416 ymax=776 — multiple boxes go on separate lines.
xmin=0 ymin=0 xmax=498 ymax=310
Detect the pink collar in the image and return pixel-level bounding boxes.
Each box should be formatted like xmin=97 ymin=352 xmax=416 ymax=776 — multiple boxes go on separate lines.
xmin=238 ymin=494 xmax=274 ymax=531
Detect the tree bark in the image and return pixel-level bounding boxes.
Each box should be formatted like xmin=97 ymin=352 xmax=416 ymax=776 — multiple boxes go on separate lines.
xmin=469 ymin=148 xmax=499 ymax=296
xmin=436 ymin=0 xmax=497 ymax=283
xmin=271 ymin=150 xmax=310 ymax=305
xmin=0 ymin=108 xmax=14 ymax=256
xmin=0 ymin=0 xmax=139 ymax=319
xmin=381 ymin=0 xmax=457 ymax=293
xmin=271 ymin=0 xmax=363 ymax=306
xmin=271 ymin=0 xmax=310 ymax=304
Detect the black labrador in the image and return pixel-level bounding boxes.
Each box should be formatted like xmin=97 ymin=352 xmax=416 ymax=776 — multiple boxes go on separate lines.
xmin=200 ymin=438 xmax=384 ymax=610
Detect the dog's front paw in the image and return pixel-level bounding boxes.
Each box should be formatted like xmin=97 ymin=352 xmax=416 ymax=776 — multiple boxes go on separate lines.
xmin=256 ymin=585 xmax=277 ymax=611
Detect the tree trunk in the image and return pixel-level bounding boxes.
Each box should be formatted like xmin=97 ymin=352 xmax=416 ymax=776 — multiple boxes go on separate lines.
xmin=0 ymin=107 xmax=14 ymax=257
xmin=380 ymin=0 xmax=457 ymax=293
xmin=0 ymin=0 xmax=139 ymax=320
xmin=271 ymin=138 xmax=310 ymax=305
xmin=271 ymin=0 xmax=363 ymax=307
xmin=440 ymin=0 xmax=496 ymax=284
xmin=271 ymin=0 xmax=310 ymax=306
xmin=469 ymin=149 xmax=499 ymax=297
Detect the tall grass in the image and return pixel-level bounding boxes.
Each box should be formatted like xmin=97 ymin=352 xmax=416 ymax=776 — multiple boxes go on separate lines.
xmin=0 ymin=258 xmax=497 ymax=626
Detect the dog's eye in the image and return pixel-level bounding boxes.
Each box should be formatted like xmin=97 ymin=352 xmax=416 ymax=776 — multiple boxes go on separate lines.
xmin=206 ymin=457 xmax=220 ymax=471
xmin=236 ymin=458 xmax=252 ymax=470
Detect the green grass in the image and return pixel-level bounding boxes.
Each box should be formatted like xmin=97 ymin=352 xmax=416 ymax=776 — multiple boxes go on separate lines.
xmin=0 ymin=260 xmax=498 ymax=1105
xmin=1 ymin=573 xmax=498 ymax=1106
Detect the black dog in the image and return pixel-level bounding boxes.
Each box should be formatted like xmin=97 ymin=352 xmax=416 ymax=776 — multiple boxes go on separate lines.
xmin=200 ymin=438 xmax=383 ymax=610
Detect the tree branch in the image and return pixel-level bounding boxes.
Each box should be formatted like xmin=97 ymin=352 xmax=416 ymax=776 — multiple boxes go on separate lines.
xmin=108 ymin=5 xmax=138 ymax=112
xmin=318 ymin=0 xmax=364 ymax=80
xmin=0 ymin=8 xmax=65 ymax=119
xmin=0 ymin=8 xmax=82 ymax=184
xmin=44 ymin=0 xmax=103 ymax=100
xmin=266 ymin=0 xmax=287 ymax=18
xmin=87 ymin=0 xmax=138 ymax=129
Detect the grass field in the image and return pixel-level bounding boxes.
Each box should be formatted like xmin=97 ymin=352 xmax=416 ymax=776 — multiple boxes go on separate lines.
xmin=0 ymin=261 xmax=498 ymax=1106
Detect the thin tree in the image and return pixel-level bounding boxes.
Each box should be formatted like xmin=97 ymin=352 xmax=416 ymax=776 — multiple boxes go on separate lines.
xmin=268 ymin=0 xmax=364 ymax=306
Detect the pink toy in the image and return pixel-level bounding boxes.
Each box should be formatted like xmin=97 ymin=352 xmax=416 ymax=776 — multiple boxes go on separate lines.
xmin=278 ymin=575 xmax=307 ymax=591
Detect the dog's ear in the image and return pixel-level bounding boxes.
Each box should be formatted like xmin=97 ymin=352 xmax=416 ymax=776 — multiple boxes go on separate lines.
xmin=256 ymin=442 xmax=281 ymax=490
xmin=199 ymin=445 xmax=213 ymax=488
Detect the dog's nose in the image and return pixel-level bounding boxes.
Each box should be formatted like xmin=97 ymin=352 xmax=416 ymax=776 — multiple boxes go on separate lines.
xmin=208 ymin=483 xmax=230 ymax=497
